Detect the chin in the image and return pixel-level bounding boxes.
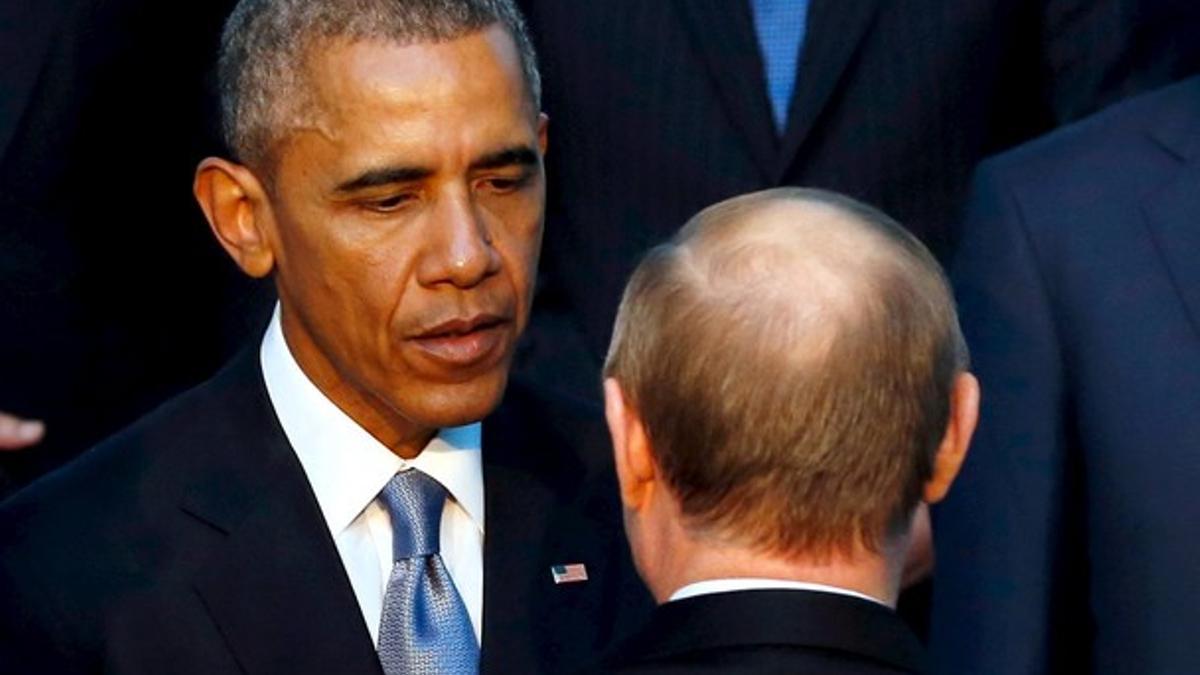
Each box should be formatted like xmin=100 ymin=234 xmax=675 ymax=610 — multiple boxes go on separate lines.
xmin=413 ymin=368 xmax=511 ymax=427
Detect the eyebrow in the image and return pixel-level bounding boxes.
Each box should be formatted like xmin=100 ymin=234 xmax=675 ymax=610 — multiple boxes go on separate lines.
xmin=333 ymin=145 xmax=541 ymax=194
xmin=470 ymin=145 xmax=539 ymax=171
xmin=334 ymin=165 xmax=434 ymax=193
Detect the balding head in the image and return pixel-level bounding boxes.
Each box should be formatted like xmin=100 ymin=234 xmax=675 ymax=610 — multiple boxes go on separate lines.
xmin=604 ymin=187 xmax=969 ymax=560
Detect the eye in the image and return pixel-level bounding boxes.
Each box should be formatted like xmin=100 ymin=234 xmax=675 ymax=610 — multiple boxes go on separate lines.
xmin=362 ymin=192 xmax=416 ymax=213
xmin=477 ymin=171 xmax=533 ymax=194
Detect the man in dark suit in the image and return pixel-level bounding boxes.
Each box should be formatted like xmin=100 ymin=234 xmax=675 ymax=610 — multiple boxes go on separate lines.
xmin=0 ymin=1 xmax=648 ymax=672
xmin=930 ymin=75 xmax=1200 ymax=675
xmin=512 ymin=0 xmax=1200 ymax=404
xmin=595 ymin=188 xmax=980 ymax=673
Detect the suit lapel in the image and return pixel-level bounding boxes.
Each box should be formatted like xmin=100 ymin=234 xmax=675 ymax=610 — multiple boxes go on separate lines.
xmin=479 ymin=382 xmax=636 ymax=673
xmin=671 ymin=0 xmax=777 ymax=181
xmin=775 ymin=0 xmax=882 ymax=180
xmin=478 ymin=448 xmax=561 ymax=675
xmin=1143 ymin=160 xmax=1200 ymax=343
xmin=181 ymin=353 xmax=382 ymax=675
xmin=0 ymin=0 xmax=63 ymax=161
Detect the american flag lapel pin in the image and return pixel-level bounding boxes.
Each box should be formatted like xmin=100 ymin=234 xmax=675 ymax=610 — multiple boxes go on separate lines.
xmin=551 ymin=563 xmax=589 ymax=584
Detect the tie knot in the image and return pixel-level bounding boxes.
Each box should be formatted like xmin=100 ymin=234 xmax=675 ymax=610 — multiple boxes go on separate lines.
xmin=378 ymin=470 xmax=447 ymax=560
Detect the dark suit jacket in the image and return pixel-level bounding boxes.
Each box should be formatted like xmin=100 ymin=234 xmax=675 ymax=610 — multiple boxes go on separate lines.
xmin=513 ymin=0 xmax=1200 ymax=403
xmin=930 ymin=75 xmax=1200 ymax=675
xmin=0 ymin=349 xmax=651 ymax=674
xmin=0 ymin=0 xmax=271 ymax=494
xmin=594 ymin=590 xmax=925 ymax=674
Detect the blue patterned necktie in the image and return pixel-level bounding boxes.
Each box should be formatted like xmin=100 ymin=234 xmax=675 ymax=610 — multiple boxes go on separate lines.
xmin=750 ymin=0 xmax=810 ymax=134
xmin=376 ymin=470 xmax=478 ymax=675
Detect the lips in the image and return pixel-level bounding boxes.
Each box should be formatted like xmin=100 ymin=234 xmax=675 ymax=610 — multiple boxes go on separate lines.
xmin=408 ymin=314 xmax=510 ymax=369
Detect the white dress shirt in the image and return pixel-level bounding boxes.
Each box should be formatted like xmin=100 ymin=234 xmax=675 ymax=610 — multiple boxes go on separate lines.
xmin=260 ymin=306 xmax=485 ymax=646
xmin=669 ymin=577 xmax=886 ymax=606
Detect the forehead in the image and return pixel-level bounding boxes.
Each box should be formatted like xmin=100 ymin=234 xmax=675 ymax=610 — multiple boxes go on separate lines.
xmin=282 ymin=25 xmax=535 ymax=172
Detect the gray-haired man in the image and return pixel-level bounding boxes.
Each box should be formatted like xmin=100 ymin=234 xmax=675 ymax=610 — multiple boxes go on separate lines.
xmin=0 ymin=1 xmax=648 ymax=673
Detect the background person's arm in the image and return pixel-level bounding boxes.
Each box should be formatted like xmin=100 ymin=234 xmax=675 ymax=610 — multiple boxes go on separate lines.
xmin=929 ymin=160 xmax=1077 ymax=675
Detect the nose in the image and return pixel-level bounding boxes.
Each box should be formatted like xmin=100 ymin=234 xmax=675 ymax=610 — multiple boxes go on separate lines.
xmin=417 ymin=188 xmax=501 ymax=289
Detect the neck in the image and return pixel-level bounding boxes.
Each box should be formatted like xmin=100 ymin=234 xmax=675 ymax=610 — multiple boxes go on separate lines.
xmin=279 ymin=309 xmax=435 ymax=459
xmin=641 ymin=519 xmax=906 ymax=607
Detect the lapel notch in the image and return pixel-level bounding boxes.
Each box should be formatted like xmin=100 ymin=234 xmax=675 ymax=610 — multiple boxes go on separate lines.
xmin=0 ymin=2 xmax=61 ymax=162
xmin=1142 ymin=160 xmax=1200 ymax=342
xmin=1142 ymin=95 xmax=1200 ymax=342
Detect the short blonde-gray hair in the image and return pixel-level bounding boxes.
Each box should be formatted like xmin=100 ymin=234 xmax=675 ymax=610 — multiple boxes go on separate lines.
xmin=604 ymin=187 xmax=968 ymax=558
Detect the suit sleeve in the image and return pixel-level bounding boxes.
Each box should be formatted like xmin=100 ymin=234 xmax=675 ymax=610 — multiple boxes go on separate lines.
xmin=929 ymin=163 xmax=1085 ymax=675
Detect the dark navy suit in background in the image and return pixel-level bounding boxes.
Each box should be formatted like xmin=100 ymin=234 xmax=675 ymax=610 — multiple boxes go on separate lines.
xmin=931 ymin=75 xmax=1200 ymax=675
xmin=0 ymin=0 xmax=269 ymax=495
xmin=513 ymin=0 xmax=1200 ymax=405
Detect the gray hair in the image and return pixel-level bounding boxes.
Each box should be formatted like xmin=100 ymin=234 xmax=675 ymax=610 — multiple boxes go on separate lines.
xmin=218 ymin=0 xmax=541 ymax=167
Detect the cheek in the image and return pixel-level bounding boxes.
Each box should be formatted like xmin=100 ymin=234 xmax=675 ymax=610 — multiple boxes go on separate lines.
xmin=499 ymin=226 xmax=541 ymax=305
xmin=352 ymin=246 xmax=421 ymax=346
xmin=488 ymin=206 xmax=543 ymax=287
xmin=289 ymin=220 xmax=414 ymax=337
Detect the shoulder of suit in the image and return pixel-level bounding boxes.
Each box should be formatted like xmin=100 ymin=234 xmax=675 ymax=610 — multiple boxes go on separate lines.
xmin=0 ymin=349 xmax=261 ymax=545
xmin=978 ymin=75 xmax=1200 ymax=193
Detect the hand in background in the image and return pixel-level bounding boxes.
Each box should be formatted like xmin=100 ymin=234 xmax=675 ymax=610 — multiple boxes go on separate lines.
xmin=0 ymin=412 xmax=45 ymax=450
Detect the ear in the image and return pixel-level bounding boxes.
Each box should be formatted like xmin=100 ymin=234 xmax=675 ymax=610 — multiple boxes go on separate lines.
xmin=923 ymin=372 xmax=980 ymax=503
xmin=536 ymin=113 xmax=549 ymax=156
xmin=193 ymin=157 xmax=276 ymax=278
xmin=603 ymin=378 xmax=657 ymax=511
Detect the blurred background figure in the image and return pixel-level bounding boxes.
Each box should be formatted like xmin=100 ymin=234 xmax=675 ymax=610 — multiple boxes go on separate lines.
xmin=514 ymin=0 xmax=1200 ymax=403
xmin=0 ymin=0 xmax=269 ymax=494
xmin=597 ymin=188 xmax=978 ymax=674
xmin=932 ymin=75 xmax=1200 ymax=675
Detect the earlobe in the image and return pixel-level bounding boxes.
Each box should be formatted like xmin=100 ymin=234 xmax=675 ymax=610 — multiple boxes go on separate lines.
xmin=923 ymin=372 xmax=980 ymax=503
xmin=193 ymin=157 xmax=276 ymax=278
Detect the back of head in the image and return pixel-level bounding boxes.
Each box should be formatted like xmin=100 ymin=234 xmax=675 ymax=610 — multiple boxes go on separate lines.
xmin=604 ymin=187 xmax=968 ymax=561
xmin=217 ymin=0 xmax=539 ymax=168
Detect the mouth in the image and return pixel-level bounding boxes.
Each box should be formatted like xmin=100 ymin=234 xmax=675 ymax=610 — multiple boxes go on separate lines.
xmin=408 ymin=314 xmax=511 ymax=369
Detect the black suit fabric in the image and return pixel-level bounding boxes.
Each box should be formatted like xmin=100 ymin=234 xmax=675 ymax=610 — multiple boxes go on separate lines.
xmin=930 ymin=76 xmax=1200 ymax=675
xmin=0 ymin=349 xmax=650 ymax=674
xmin=0 ymin=0 xmax=271 ymax=494
xmin=595 ymin=590 xmax=925 ymax=674
xmin=513 ymin=0 xmax=1200 ymax=404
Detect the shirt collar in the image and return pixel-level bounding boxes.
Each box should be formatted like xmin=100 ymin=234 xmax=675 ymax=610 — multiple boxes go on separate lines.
xmin=668 ymin=577 xmax=888 ymax=607
xmin=260 ymin=304 xmax=485 ymax=535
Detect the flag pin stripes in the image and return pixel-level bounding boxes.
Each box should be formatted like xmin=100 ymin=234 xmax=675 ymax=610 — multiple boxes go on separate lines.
xmin=551 ymin=563 xmax=588 ymax=584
